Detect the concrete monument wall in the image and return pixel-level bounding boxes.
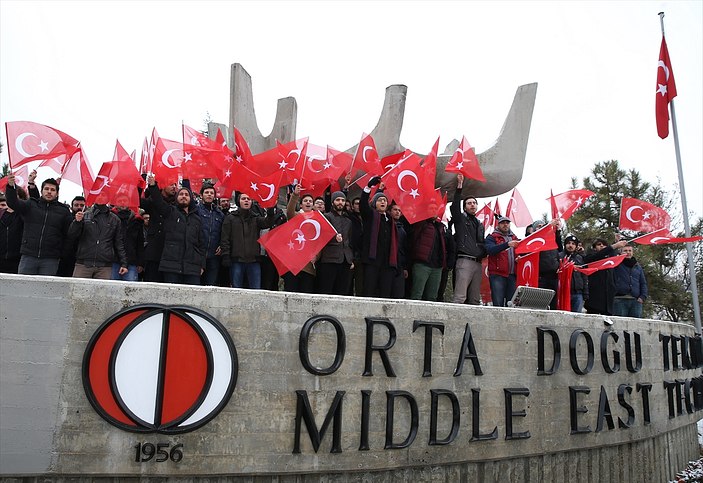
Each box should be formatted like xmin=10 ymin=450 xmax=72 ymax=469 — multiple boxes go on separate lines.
xmin=0 ymin=274 xmax=700 ymax=481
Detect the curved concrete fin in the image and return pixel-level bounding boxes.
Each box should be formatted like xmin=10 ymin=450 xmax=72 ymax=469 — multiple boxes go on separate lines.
xmin=229 ymin=63 xmax=297 ymax=154
xmin=368 ymin=85 xmax=408 ymax=156
xmin=438 ymin=82 xmax=538 ymax=198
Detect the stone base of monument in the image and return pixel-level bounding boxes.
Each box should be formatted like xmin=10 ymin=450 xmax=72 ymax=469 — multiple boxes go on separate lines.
xmin=1 ymin=275 xmax=699 ymax=482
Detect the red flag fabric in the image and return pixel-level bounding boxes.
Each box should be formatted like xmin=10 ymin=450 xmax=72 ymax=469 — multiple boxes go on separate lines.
xmin=233 ymin=127 xmax=252 ymax=165
xmin=476 ymin=203 xmax=495 ymax=232
xmin=557 ymin=258 xmax=574 ymax=311
xmin=258 ymin=210 xmax=337 ymax=275
xmin=0 ymin=165 xmax=29 ymax=192
xmin=656 ymin=37 xmax=677 ymax=139
xmin=516 ymin=252 xmax=540 ymax=288
xmin=444 ymin=136 xmax=486 ymax=182
xmin=5 ymin=121 xmax=80 ymax=168
xmin=422 ymin=137 xmax=440 ymax=175
xmin=492 ymin=198 xmax=502 ymax=217
xmin=505 ymin=188 xmax=533 ymax=227
xmin=631 ymin=228 xmax=703 ymax=245
xmin=139 ymin=137 xmax=149 ymax=175
xmin=113 ymin=140 xmax=132 ymax=162
xmin=351 ymin=133 xmax=384 ymax=176
xmin=382 ymin=151 xmax=439 ymax=224
xmin=60 ymin=148 xmax=96 ymax=195
xmin=548 ymin=189 xmax=594 ymax=221
xmin=514 ymin=223 xmax=556 ymax=255
xmin=231 ymin=165 xmax=284 ymax=208
xmin=151 ymin=136 xmax=183 ymax=186
xmin=619 ymin=197 xmax=672 ymax=233
xmin=85 ymin=160 xmax=142 ymax=212
xmin=574 ymin=254 xmax=626 ymax=276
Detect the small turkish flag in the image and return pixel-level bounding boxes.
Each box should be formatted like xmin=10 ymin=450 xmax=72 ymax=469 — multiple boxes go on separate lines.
xmin=5 ymin=121 xmax=80 ymax=169
xmin=619 ymin=197 xmax=671 ymax=233
xmin=548 ymin=189 xmax=594 ymax=221
xmin=514 ymin=223 xmax=557 ymax=255
xmin=575 ymin=254 xmax=626 ymax=276
xmin=258 ymin=210 xmax=337 ymax=276
xmin=351 ymin=133 xmax=384 ymax=176
xmin=631 ymin=228 xmax=702 ymax=245
xmin=445 ymin=136 xmax=485 ymax=182
xmin=557 ymin=258 xmax=575 ymax=311
xmin=0 ymin=165 xmax=29 ymax=192
xmin=516 ymin=251 xmax=539 ymax=288
xmin=656 ymin=37 xmax=677 ymax=139
xmin=505 ymin=188 xmax=533 ymax=227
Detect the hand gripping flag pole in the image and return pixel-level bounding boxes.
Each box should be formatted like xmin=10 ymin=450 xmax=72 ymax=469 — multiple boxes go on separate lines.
xmin=659 ymin=12 xmax=701 ymax=333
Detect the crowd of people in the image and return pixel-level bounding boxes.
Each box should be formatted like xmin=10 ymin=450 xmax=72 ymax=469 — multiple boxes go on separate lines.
xmin=0 ymin=171 xmax=648 ymax=318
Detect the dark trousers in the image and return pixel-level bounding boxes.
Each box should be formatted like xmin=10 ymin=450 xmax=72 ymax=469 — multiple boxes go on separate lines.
xmin=163 ymin=272 xmax=201 ymax=285
xmin=0 ymin=258 xmax=20 ymax=274
xmin=143 ymin=261 xmax=163 ymax=283
xmin=201 ymin=256 xmax=220 ymax=286
xmin=316 ymin=262 xmax=352 ymax=295
xmin=539 ymin=275 xmax=559 ymax=310
xmin=283 ymin=271 xmax=315 ymax=293
xmin=362 ymin=263 xmax=396 ymax=298
xmin=259 ymin=256 xmax=280 ymax=291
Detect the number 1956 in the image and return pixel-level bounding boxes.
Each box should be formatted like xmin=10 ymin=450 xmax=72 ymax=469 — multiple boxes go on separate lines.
xmin=134 ymin=442 xmax=183 ymax=463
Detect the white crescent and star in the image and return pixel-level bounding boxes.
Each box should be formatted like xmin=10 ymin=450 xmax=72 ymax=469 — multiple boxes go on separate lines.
xmin=15 ymin=132 xmax=38 ymax=158
xmin=650 ymin=236 xmax=671 ymax=244
xmin=362 ymin=146 xmax=375 ymax=164
xmin=625 ymin=205 xmax=644 ymax=223
xmin=260 ymin=183 xmax=276 ymax=202
xmin=306 ymin=154 xmax=325 ymax=174
xmin=299 ymin=219 xmax=321 ymax=241
xmin=658 ymin=60 xmax=670 ymax=81
xmin=161 ymin=149 xmax=181 ymax=169
xmin=526 ymin=237 xmax=546 ymax=249
xmin=397 ymin=170 xmax=418 ymax=192
xmin=89 ymin=175 xmax=110 ymax=195
xmin=522 ymin=261 xmax=533 ymax=285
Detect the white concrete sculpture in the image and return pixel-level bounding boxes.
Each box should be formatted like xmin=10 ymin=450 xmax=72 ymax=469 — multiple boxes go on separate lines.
xmin=209 ymin=63 xmax=537 ymax=198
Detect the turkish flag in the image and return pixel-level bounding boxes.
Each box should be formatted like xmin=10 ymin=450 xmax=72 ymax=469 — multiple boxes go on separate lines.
xmin=548 ymin=189 xmax=594 ymax=220
xmin=60 ymin=148 xmax=97 ymax=195
xmin=0 ymin=165 xmax=29 ymax=192
xmin=85 ymin=160 xmax=142 ymax=212
xmin=514 ymin=223 xmax=556 ymax=255
xmin=445 ymin=136 xmax=485 ymax=182
xmin=516 ymin=251 xmax=539 ymax=288
xmin=422 ymin=137 xmax=440 ymax=175
xmin=231 ymin=165 xmax=284 ymax=208
xmin=619 ymin=197 xmax=671 ymax=233
xmin=631 ymin=228 xmax=703 ymax=245
xmin=575 ymin=254 xmax=626 ymax=276
xmin=557 ymin=258 xmax=574 ymax=311
xmin=382 ymin=151 xmax=438 ymax=223
xmin=505 ymin=188 xmax=533 ymax=227
xmin=151 ymin=136 xmax=183 ymax=186
xmin=5 ymin=121 xmax=81 ymax=169
xmin=351 ymin=133 xmax=384 ymax=176
xmin=656 ymin=37 xmax=677 ymax=139
xmin=299 ymin=142 xmax=331 ymax=189
xmin=233 ymin=127 xmax=252 ymax=165
xmin=476 ymin=203 xmax=495 ymax=232
xmin=493 ymin=198 xmax=502 ymax=217
xmin=258 ymin=210 xmax=337 ymax=276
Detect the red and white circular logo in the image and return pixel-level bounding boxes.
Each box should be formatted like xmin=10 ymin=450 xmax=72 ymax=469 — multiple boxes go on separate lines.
xmin=82 ymin=305 xmax=238 ymax=434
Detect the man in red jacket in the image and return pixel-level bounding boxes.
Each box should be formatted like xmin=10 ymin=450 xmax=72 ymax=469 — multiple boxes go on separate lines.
xmin=485 ymin=216 xmax=520 ymax=306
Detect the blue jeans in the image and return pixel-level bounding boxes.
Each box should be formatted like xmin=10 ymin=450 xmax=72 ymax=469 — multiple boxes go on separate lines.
xmin=613 ymin=298 xmax=643 ymax=318
xmin=231 ymin=262 xmax=261 ymax=289
xmin=112 ymin=263 xmax=139 ymax=281
xmin=571 ymin=293 xmax=584 ymax=313
xmin=18 ymin=256 xmax=60 ymax=276
xmin=201 ymin=257 xmax=221 ymax=286
xmin=489 ymin=274 xmax=516 ymax=307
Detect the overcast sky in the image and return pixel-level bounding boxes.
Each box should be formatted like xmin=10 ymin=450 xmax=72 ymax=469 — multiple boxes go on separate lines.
xmin=1 ymin=0 xmax=701 ymax=232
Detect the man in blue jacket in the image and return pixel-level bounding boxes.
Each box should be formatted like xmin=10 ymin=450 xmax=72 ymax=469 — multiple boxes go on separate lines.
xmin=613 ymin=245 xmax=648 ymax=318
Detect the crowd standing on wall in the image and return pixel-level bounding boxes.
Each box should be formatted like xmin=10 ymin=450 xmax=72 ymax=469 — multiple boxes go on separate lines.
xmin=0 ymin=172 xmax=648 ymax=318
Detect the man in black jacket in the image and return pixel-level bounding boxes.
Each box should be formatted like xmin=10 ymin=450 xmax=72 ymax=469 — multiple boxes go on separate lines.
xmin=0 ymin=192 xmax=25 ymax=274
xmin=5 ymin=175 xmax=72 ymax=275
xmin=68 ymin=194 xmax=128 ymax=280
xmin=140 ymin=179 xmax=177 ymax=282
xmin=317 ymin=191 xmax=354 ymax=295
xmin=451 ymin=173 xmax=486 ymax=304
xmin=146 ymin=175 xmax=204 ymax=285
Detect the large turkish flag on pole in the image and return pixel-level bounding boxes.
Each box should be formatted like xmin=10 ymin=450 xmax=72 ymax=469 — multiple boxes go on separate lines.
xmin=656 ymin=37 xmax=677 ymax=139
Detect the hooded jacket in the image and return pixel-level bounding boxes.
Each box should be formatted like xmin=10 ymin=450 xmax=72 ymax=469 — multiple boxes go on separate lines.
xmin=147 ymin=184 xmax=205 ymax=276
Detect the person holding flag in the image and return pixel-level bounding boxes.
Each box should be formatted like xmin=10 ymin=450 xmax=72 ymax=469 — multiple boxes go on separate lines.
xmin=559 ymin=234 xmax=589 ymax=313
xmin=582 ymin=236 xmax=629 ymax=316
xmin=612 ymin=245 xmax=648 ymax=318
xmin=485 ymin=215 xmax=520 ymax=307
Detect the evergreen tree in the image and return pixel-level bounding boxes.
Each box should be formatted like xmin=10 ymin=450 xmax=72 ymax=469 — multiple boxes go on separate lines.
xmin=567 ymin=160 xmax=701 ymax=322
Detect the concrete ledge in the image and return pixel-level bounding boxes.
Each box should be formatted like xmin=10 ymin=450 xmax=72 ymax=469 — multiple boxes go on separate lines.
xmin=0 ymin=275 xmax=700 ymax=481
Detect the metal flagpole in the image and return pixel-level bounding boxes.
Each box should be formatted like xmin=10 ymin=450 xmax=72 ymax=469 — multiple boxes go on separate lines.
xmin=659 ymin=12 xmax=702 ymax=333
